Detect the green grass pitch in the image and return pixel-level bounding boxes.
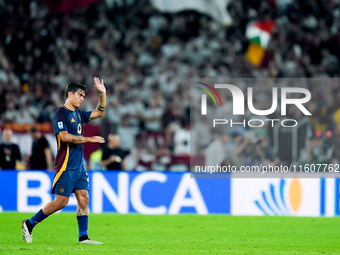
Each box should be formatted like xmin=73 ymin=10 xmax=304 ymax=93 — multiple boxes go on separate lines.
xmin=0 ymin=212 xmax=339 ymax=254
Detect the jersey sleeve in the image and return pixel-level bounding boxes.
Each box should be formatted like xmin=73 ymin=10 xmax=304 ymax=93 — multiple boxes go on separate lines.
xmin=53 ymin=109 xmax=68 ymax=134
xmin=81 ymin=110 xmax=92 ymax=123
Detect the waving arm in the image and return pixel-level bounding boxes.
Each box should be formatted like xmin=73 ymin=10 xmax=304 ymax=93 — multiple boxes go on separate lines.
xmin=89 ymin=77 xmax=106 ymax=121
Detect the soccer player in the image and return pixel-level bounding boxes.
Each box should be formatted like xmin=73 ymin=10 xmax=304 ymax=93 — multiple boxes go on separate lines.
xmin=22 ymin=77 xmax=106 ymax=244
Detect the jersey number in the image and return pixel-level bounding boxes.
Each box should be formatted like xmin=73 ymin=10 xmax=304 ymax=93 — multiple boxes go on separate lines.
xmin=77 ymin=124 xmax=82 ymax=134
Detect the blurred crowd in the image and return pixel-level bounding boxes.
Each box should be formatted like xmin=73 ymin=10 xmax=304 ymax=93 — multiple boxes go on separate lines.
xmin=0 ymin=0 xmax=340 ymax=170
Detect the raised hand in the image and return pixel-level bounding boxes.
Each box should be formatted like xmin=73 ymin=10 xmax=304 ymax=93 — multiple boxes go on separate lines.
xmin=89 ymin=136 xmax=105 ymax=143
xmin=94 ymin=77 xmax=106 ymax=94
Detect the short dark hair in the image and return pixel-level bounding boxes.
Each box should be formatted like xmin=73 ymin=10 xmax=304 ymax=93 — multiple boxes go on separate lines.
xmin=231 ymin=132 xmax=241 ymax=139
xmin=65 ymin=82 xmax=87 ymax=98
xmin=29 ymin=126 xmax=39 ymax=133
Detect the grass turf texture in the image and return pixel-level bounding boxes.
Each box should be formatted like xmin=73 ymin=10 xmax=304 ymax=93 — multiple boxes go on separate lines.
xmin=0 ymin=213 xmax=338 ymax=254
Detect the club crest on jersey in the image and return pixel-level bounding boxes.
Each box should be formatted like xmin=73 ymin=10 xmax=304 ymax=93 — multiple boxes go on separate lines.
xmin=71 ymin=118 xmax=76 ymax=123
xmin=58 ymin=121 xmax=63 ymax=129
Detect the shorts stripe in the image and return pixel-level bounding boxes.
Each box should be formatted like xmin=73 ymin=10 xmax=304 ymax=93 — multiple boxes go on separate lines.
xmin=53 ymin=142 xmax=69 ymax=188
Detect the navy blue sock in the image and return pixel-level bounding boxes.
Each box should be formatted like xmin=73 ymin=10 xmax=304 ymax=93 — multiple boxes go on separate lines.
xmin=77 ymin=215 xmax=88 ymax=238
xmin=29 ymin=209 xmax=48 ymax=226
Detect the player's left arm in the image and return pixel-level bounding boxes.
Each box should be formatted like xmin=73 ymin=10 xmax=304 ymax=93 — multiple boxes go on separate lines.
xmin=89 ymin=77 xmax=106 ymax=121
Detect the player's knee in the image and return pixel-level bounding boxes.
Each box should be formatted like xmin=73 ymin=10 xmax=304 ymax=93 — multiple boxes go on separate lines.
xmin=59 ymin=200 xmax=69 ymax=209
xmin=55 ymin=197 xmax=69 ymax=209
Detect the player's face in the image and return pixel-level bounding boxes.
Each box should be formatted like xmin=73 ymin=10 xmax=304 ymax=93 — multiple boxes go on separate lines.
xmin=3 ymin=129 xmax=12 ymax=143
xmin=71 ymin=90 xmax=85 ymax=108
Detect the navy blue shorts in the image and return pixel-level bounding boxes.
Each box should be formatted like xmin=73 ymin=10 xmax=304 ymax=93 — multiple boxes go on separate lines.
xmin=51 ymin=166 xmax=89 ymax=197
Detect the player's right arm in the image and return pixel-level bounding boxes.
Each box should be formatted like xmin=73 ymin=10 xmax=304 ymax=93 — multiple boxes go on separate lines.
xmin=58 ymin=131 xmax=105 ymax=144
xmin=54 ymin=108 xmax=104 ymax=145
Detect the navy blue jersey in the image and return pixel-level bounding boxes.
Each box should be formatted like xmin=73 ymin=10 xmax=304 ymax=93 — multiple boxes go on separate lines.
xmin=52 ymin=106 xmax=92 ymax=172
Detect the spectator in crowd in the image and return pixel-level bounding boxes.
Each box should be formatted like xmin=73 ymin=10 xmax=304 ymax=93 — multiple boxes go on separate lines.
xmin=259 ymin=136 xmax=280 ymax=166
xmin=173 ymin=119 xmax=191 ymax=155
xmin=0 ymin=128 xmax=22 ymax=170
xmin=140 ymin=99 xmax=164 ymax=132
xmin=205 ymin=130 xmax=241 ymax=169
xmin=101 ymin=134 xmax=126 ymax=170
xmin=117 ymin=114 xmax=138 ymax=155
xmin=205 ymin=132 xmax=228 ymax=167
xmin=125 ymin=132 xmax=156 ymax=171
xmin=192 ymin=115 xmax=212 ymax=154
xmin=230 ymin=132 xmax=250 ymax=166
xmin=235 ymin=132 xmax=264 ymax=167
xmin=89 ymin=147 xmax=103 ymax=170
xmin=29 ymin=127 xmax=53 ymax=171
